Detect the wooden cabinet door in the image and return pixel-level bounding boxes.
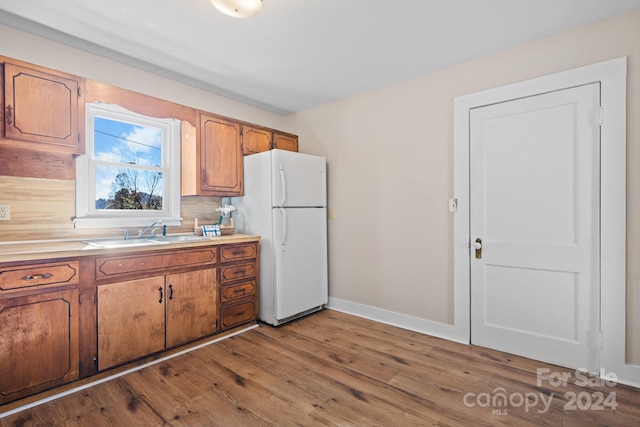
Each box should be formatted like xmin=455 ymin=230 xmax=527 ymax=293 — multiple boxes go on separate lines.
xmin=273 ymin=132 xmax=298 ymax=152
xmin=0 ymin=289 xmax=79 ymax=404
xmin=165 ymin=268 xmax=218 ymax=348
xmin=242 ymin=125 xmax=272 ymax=155
xmin=3 ymin=62 xmax=83 ymax=154
xmin=97 ymin=276 xmax=165 ymax=370
xmin=199 ymin=114 xmax=243 ymax=196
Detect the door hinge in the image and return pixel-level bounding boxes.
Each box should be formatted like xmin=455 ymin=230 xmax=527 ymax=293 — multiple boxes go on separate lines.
xmin=598 ymin=330 xmax=603 ymax=350
xmin=591 ymin=107 xmax=604 ymax=126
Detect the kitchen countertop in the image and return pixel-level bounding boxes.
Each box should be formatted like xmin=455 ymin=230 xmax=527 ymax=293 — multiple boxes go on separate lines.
xmin=0 ymin=234 xmax=260 ymax=263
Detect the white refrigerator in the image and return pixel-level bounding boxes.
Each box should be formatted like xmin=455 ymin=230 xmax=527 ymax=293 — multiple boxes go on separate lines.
xmin=232 ymin=149 xmax=328 ymax=326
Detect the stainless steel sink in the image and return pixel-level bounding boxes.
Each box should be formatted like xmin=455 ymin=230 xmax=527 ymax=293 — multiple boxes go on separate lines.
xmin=155 ymin=235 xmax=208 ymax=243
xmin=82 ymin=235 xmax=207 ymax=249
xmin=82 ymin=238 xmax=170 ymax=249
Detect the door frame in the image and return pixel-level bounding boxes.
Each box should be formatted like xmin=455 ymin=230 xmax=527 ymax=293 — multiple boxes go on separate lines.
xmin=453 ymin=57 xmax=627 ymax=378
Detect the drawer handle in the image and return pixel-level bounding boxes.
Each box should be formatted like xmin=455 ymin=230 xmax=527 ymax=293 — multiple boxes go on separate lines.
xmin=233 ymin=289 xmax=246 ymax=294
xmin=22 ymin=273 xmax=53 ymax=281
xmin=235 ymin=269 xmax=246 ymax=275
xmin=233 ymin=311 xmax=247 ymax=318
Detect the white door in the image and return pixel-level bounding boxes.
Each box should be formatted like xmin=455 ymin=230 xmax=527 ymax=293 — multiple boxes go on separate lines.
xmin=470 ymin=83 xmax=601 ymax=371
xmin=272 ymin=207 xmax=328 ymax=322
xmin=270 ymin=149 xmax=327 ymax=208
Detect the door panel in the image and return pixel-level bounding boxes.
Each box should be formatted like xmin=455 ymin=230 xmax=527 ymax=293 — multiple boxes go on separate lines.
xmin=272 ymin=207 xmax=328 ymax=320
xmin=97 ymin=277 xmax=165 ymax=370
xmin=270 ymin=150 xmax=326 ymax=207
xmin=470 ymin=83 xmax=600 ymax=371
xmin=165 ymin=269 xmax=218 ymax=348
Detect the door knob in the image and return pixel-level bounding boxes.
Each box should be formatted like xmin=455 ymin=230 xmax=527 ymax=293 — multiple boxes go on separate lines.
xmin=474 ymin=238 xmax=482 ymax=259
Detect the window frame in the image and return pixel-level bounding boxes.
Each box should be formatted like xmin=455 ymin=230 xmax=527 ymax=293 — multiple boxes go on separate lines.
xmin=74 ymin=102 xmax=182 ymax=229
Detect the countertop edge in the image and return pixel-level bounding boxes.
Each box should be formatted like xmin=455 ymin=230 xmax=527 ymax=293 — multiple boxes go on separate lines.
xmin=0 ymin=234 xmax=261 ymax=264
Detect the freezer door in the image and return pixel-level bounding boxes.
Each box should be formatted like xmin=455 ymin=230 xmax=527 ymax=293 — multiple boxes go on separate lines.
xmin=271 ymin=150 xmax=326 ymax=207
xmin=272 ymin=207 xmax=328 ymax=321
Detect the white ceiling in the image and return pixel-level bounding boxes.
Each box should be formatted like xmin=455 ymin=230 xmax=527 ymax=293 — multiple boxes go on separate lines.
xmin=1 ymin=0 xmax=640 ymax=114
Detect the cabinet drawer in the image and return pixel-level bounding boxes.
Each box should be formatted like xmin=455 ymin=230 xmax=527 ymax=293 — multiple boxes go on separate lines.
xmin=0 ymin=261 xmax=79 ymax=291
xmin=96 ymin=248 xmax=217 ymax=279
xmin=221 ymin=280 xmax=256 ymax=303
xmin=221 ymin=300 xmax=257 ymax=329
xmin=220 ymin=262 xmax=257 ymax=284
xmin=219 ymin=243 xmax=257 ymax=263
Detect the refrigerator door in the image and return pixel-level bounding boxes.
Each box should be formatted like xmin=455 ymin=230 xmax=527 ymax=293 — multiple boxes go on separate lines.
xmin=271 ymin=207 xmax=328 ymax=321
xmin=271 ymin=149 xmax=326 ymax=208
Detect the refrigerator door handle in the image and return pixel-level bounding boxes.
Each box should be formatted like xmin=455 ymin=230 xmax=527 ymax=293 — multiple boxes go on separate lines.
xmin=280 ymin=208 xmax=287 ymax=251
xmin=279 ymin=164 xmax=287 ymax=206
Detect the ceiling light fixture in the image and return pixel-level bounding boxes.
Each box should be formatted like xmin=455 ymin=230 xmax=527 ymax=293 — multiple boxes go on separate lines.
xmin=211 ymin=0 xmax=262 ymax=18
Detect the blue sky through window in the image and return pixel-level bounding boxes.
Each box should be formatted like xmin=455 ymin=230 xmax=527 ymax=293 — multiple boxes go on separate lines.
xmin=93 ymin=117 xmax=164 ymax=207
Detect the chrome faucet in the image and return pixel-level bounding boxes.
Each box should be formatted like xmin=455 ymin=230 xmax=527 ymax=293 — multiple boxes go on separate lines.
xmin=138 ymin=220 xmax=163 ymax=238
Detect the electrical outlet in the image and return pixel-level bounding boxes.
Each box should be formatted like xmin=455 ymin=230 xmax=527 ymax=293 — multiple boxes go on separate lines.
xmin=0 ymin=205 xmax=9 ymax=221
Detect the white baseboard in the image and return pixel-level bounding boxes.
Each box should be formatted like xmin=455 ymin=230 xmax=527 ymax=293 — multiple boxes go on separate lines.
xmin=327 ymin=297 xmax=468 ymax=345
xmin=621 ymin=363 xmax=640 ymax=389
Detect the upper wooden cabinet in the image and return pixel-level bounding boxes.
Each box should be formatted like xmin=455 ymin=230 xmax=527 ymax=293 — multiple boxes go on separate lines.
xmin=242 ymin=125 xmax=272 ymax=155
xmin=1 ymin=59 xmax=85 ymax=155
xmin=273 ymin=131 xmax=299 ymax=152
xmin=242 ymin=125 xmax=299 ymax=155
xmin=182 ymin=113 xmax=244 ymax=197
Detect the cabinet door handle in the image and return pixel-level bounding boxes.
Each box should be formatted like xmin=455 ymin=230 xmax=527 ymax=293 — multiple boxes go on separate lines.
xmin=158 ymin=287 xmax=163 ymax=303
xmin=22 ymin=273 xmax=53 ymax=281
xmin=6 ymin=104 xmax=13 ymax=125
xmin=168 ymin=284 xmax=173 ymax=300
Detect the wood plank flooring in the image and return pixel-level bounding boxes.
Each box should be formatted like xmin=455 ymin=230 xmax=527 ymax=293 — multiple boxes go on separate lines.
xmin=1 ymin=309 xmax=639 ymax=426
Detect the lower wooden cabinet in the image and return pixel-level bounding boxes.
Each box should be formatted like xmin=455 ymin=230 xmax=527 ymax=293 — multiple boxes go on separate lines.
xmin=97 ymin=276 xmax=166 ymax=370
xmin=165 ymin=269 xmax=218 ymax=348
xmin=97 ymin=268 xmax=217 ymax=370
xmin=219 ymin=242 xmax=259 ymax=331
xmin=0 ymin=239 xmax=258 ymax=405
xmin=0 ymin=288 xmax=79 ymax=404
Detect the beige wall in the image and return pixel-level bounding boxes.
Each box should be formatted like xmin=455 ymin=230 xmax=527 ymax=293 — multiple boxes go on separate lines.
xmin=290 ymin=9 xmax=640 ymax=364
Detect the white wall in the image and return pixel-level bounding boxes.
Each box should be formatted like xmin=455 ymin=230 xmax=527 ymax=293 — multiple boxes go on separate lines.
xmin=290 ymin=9 xmax=640 ymax=365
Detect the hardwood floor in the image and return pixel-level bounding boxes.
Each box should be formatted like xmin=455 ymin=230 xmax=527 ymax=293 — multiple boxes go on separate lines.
xmin=1 ymin=309 xmax=639 ymax=426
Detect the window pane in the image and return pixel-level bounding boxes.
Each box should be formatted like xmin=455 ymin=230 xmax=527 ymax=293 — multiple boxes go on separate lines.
xmin=95 ymin=165 xmax=163 ymax=210
xmin=94 ymin=117 xmax=163 ymax=167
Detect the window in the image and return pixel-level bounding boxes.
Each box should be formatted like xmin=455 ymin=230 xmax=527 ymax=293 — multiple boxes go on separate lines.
xmin=74 ymin=102 xmax=181 ymax=228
